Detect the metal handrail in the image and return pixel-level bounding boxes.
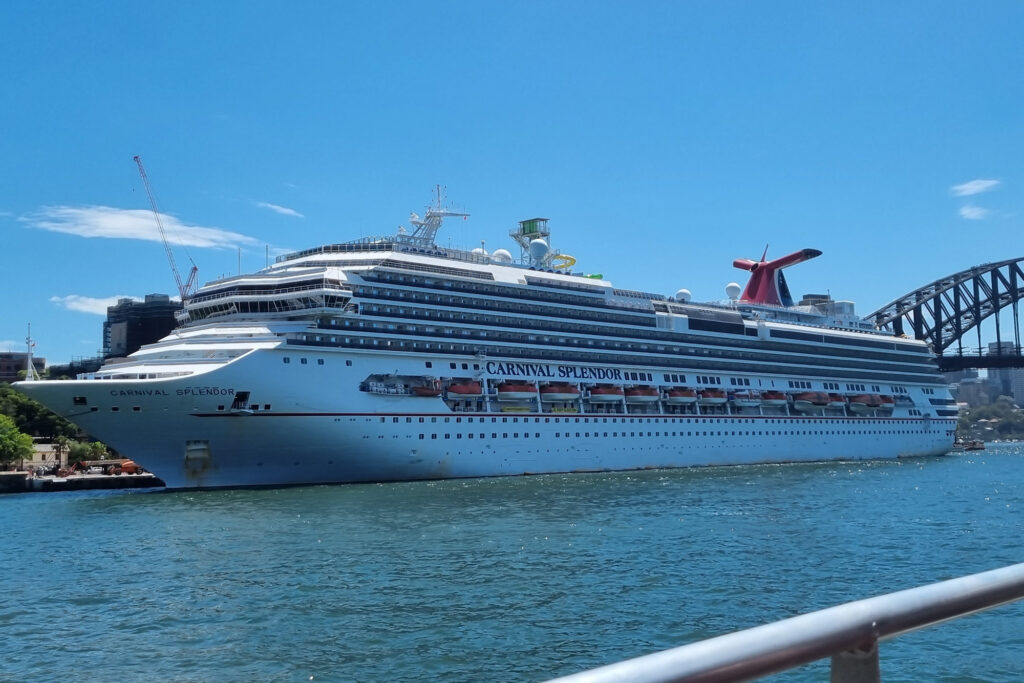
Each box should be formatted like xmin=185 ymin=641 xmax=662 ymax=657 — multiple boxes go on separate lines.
xmin=546 ymin=563 xmax=1024 ymax=683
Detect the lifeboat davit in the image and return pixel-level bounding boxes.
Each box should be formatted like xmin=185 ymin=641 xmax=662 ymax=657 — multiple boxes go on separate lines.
xmin=698 ymin=388 xmax=728 ymax=405
xmin=496 ymin=382 xmax=538 ymax=401
xmin=761 ymin=390 xmax=788 ymax=407
xmin=731 ymin=391 xmax=761 ymax=408
xmin=665 ymin=387 xmax=698 ymax=404
xmin=793 ymin=391 xmax=830 ymax=412
xmin=588 ymin=385 xmax=625 ymax=402
xmin=848 ymin=394 xmax=883 ymax=414
xmin=447 ymin=380 xmax=483 ymax=396
xmin=625 ymin=386 xmax=660 ymax=403
xmin=827 ymin=393 xmax=847 ymax=408
xmin=540 ymin=383 xmax=581 ymax=402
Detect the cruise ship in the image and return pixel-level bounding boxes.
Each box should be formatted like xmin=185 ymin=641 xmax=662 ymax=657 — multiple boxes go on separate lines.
xmin=16 ymin=201 xmax=957 ymax=489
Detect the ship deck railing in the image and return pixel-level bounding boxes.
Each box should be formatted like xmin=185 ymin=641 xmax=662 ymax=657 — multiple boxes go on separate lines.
xmin=545 ymin=562 xmax=1024 ymax=683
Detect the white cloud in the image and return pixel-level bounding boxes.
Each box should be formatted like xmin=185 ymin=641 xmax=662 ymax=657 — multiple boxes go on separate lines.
xmin=959 ymin=205 xmax=991 ymax=220
xmin=49 ymin=295 xmax=140 ymax=315
xmin=950 ymin=179 xmax=1001 ymax=196
xmin=22 ymin=205 xmax=262 ymax=249
xmin=256 ymin=201 xmax=304 ymax=218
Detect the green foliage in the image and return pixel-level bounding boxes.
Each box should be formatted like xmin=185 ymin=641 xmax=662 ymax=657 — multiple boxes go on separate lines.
xmin=68 ymin=441 xmax=108 ymax=461
xmin=0 ymin=384 xmax=77 ymax=439
xmin=959 ymin=395 xmax=1024 ymax=440
xmin=0 ymin=413 xmax=34 ymax=465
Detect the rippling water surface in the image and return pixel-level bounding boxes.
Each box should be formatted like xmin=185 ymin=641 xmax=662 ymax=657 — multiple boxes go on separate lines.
xmin=2 ymin=445 xmax=1023 ymax=682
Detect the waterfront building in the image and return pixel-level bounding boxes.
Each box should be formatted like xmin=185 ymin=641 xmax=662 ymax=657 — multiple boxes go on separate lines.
xmin=0 ymin=352 xmax=45 ymax=384
xmin=103 ymin=294 xmax=182 ymax=358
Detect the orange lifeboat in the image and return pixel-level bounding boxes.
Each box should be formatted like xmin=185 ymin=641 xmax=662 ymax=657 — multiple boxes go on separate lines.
xmin=411 ymin=385 xmax=442 ymax=397
xmin=496 ymin=382 xmax=538 ymax=401
xmin=879 ymin=395 xmax=895 ymax=412
xmin=698 ymin=388 xmax=728 ymax=405
xmin=588 ymin=384 xmax=625 ymax=402
xmin=625 ymin=386 xmax=660 ymax=403
xmin=848 ymin=394 xmax=882 ymax=414
xmin=827 ymin=393 xmax=847 ymax=408
xmin=540 ymin=383 xmax=581 ymax=402
xmin=447 ymin=380 xmax=483 ymax=397
xmin=793 ymin=391 xmax=830 ymax=412
xmin=761 ymin=390 xmax=788 ymax=407
xmin=665 ymin=387 xmax=698 ymax=405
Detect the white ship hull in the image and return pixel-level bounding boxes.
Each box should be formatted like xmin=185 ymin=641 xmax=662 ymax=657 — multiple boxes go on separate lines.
xmin=17 ymin=347 xmax=956 ymax=490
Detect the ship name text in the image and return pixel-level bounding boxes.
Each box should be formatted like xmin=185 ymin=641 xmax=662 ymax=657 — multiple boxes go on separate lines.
xmin=485 ymin=361 xmax=623 ymax=380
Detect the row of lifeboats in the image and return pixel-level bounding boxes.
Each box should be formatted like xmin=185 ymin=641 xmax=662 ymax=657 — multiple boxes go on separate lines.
xmin=431 ymin=381 xmax=896 ymax=412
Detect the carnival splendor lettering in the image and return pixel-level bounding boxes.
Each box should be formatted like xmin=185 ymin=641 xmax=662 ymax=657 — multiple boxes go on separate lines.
xmin=485 ymin=361 xmax=623 ymax=380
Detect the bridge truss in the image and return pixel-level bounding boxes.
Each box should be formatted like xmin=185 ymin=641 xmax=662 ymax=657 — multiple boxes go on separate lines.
xmin=867 ymin=257 xmax=1024 ymax=372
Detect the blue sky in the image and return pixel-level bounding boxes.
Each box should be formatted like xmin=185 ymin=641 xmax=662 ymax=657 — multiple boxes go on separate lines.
xmin=2 ymin=1 xmax=1022 ymax=364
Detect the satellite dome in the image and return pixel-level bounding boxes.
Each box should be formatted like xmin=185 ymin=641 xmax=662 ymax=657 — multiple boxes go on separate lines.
xmin=471 ymin=247 xmax=489 ymax=256
xmin=726 ymin=282 xmax=742 ymax=300
xmin=491 ymin=249 xmax=513 ymax=263
xmin=528 ymin=238 xmax=549 ymax=261
xmin=675 ymin=289 xmax=692 ymax=303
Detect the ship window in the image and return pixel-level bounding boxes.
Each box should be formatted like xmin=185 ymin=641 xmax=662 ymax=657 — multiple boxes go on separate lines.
xmin=346 ymin=360 xmax=352 ymax=366
xmin=132 ymin=406 xmax=141 ymax=412
xmin=425 ymin=362 xmax=432 ymax=368
xmin=111 ymin=407 xmax=119 ymax=412
xmin=73 ymin=396 xmax=88 ymax=405
xmin=300 ymin=358 xmax=308 ymax=365
xmin=218 ymin=405 xmax=225 ymax=411
xmin=283 ymin=357 xmax=291 ymax=364
xmin=264 ymin=405 xmax=271 ymax=410
xmin=317 ymin=359 xmax=325 ymax=365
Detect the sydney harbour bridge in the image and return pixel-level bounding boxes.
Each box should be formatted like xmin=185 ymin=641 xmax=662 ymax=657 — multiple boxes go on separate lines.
xmin=868 ymin=257 xmax=1024 ymax=373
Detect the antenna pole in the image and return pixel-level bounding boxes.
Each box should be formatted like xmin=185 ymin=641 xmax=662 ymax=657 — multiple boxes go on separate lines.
xmin=25 ymin=323 xmax=39 ymax=381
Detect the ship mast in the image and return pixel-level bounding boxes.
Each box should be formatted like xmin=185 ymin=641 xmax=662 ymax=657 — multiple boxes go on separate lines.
xmin=24 ymin=323 xmax=40 ymax=381
xmin=408 ymin=184 xmax=468 ymax=246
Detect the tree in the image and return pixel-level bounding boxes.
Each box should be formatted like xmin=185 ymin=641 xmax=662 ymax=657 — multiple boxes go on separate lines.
xmin=0 ymin=384 xmax=77 ymax=439
xmin=53 ymin=434 xmax=72 ymax=465
xmin=68 ymin=441 xmax=109 ymax=462
xmin=0 ymin=414 xmax=34 ymax=467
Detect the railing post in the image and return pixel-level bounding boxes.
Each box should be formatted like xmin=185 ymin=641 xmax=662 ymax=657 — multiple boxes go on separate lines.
xmin=830 ymin=638 xmax=880 ymax=683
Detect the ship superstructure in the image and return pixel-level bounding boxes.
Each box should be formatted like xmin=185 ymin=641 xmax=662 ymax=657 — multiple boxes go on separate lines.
xmin=16 ymin=199 xmax=957 ymax=489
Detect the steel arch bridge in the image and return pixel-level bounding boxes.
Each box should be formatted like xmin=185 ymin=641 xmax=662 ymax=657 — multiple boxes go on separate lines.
xmin=867 ymin=257 xmax=1024 ymax=372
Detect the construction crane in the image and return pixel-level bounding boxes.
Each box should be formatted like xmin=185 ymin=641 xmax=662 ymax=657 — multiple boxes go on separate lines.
xmin=133 ymin=155 xmax=199 ymax=302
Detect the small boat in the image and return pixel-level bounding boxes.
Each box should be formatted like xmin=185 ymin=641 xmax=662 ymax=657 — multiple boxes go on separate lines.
xmin=793 ymin=391 xmax=829 ymax=412
xmin=698 ymin=388 xmax=728 ymax=405
xmin=848 ymin=394 xmax=882 ymax=414
xmin=588 ymin=385 xmax=625 ymax=402
xmin=411 ymin=385 xmax=442 ymax=397
xmin=665 ymin=387 xmax=698 ymax=404
xmin=540 ymin=383 xmax=581 ymax=402
xmin=624 ymin=386 xmax=660 ymax=403
xmin=731 ymin=391 xmax=761 ymax=408
xmin=761 ymin=390 xmax=788 ymax=407
xmin=447 ymin=380 xmax=483 ymax=396
xmin=496 ymin=382 xmax=538 ymax=401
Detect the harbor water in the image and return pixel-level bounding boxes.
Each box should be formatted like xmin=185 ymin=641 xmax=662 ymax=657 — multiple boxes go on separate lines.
xmin=1 ymin=444 xmax=1022 ymax=682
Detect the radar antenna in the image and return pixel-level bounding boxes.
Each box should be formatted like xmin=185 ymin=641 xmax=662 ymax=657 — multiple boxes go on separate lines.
xmin=133 ymin=155 xmax=199 ymax=302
